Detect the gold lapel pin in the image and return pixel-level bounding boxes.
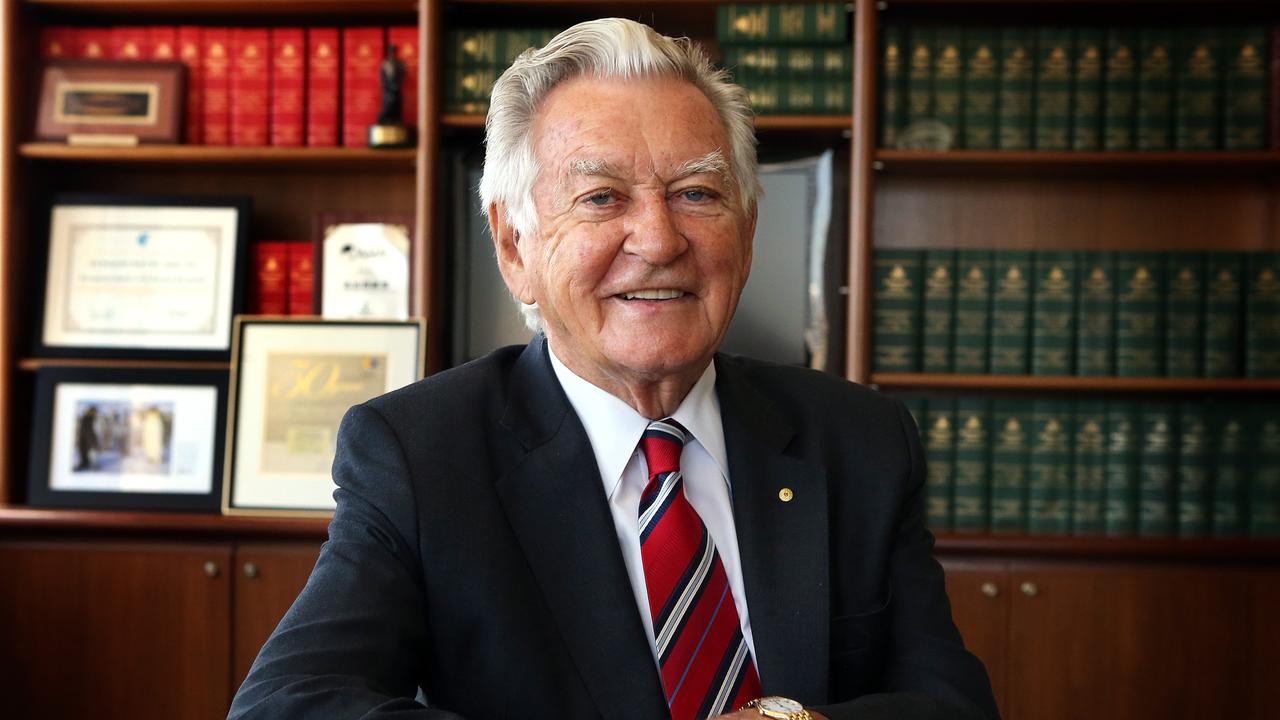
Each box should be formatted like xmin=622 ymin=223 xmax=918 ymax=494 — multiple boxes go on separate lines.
xmin=778 ymin=488 xmax=794 ymax=502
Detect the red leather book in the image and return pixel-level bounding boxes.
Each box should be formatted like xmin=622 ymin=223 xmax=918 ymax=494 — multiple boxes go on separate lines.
xmin=110 ymin=26 xmax=149 ymax=60
xmin=230 ymin=28 xmax=270 ymax=147
xmin=270 ymin=28 xmax=306 ymax=147
xmin=78 ymin=29 xmax=110 ymax=60
xmin=1273 ymin=26 xmax=1280 ymax=149
xmin=342 ymin=27 xmax=384 ymax=147
xmin=307 ymin=28 xmax=340 ymax=147
xmin=202 ymin=28 xmax=232 ymax=146
xmin=388 ymin=25 xmax=419 ymax=130
xmin=39 ymin=27 xmax=78 ymax=59
xmin=287 ymin=242 xmax=316 ymax=316
xmin=252 ymin=242 xmax=290 ymax=315
xmin=178 ymin=26 xmax=203 ymax=144
xmin=150 ymin=27 xmax=177 ymax=61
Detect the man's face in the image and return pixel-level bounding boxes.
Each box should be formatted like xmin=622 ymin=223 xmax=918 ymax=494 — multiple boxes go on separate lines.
xmin=494 ymin=75 xmax=755 ymax=390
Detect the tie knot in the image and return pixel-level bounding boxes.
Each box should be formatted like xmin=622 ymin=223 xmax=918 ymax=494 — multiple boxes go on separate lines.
xmin=640 ymin=418 xmax=687 ymax=478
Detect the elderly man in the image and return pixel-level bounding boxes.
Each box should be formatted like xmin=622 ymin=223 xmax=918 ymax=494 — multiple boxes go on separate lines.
xmin=230 ymin=18 xmax=996 ymax=720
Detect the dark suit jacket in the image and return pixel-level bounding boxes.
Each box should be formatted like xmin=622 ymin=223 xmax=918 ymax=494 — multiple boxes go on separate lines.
xmin=229 ymin=337 xmax=998 ymax=720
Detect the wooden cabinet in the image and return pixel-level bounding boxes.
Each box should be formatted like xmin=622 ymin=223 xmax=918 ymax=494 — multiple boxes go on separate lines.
xmin=943 ymin=556 xmax=1280 ymax=720
xmin=232 ymin=542 xmax=321 ymax=689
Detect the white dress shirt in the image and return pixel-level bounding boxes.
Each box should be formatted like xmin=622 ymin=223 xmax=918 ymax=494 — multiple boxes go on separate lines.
xmin=547 ymin=345 xmax=758 ymax=667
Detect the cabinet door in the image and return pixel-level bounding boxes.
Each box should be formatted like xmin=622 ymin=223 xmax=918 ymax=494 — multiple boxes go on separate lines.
xmin=941 ymin=558 xmax=1010 ymax=718
xmin=0 ymin=541 xmax=232 ymax=720
xmin=1248 ymin=569 xmax=1280 ymax=715
xmin=232 ymin=542 xmax=321 ymax=691
xmin=1007 ymin=561 xmax=1258 ymax=720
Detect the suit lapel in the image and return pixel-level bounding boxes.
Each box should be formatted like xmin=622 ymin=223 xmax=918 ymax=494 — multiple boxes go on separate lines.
xmin=716 ymin=356 xmax=831 ymax=705
xmin=495 ymin=338 xmax=668 ymax=719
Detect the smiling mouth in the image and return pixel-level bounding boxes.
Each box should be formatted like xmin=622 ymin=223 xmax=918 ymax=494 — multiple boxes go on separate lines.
xmin=619 ymin=289 xmax=685 ymax=300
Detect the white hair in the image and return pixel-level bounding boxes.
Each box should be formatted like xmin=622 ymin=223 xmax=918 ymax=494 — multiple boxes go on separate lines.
xmin=478 ymin=18 xmax=761 ymax=331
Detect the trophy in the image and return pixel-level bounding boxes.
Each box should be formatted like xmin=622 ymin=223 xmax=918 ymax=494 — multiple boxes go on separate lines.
xmin=368 ymin=42 xmax=414 ymax=149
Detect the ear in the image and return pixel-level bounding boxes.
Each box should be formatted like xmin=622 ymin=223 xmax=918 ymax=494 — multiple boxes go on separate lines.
xmin=489 ymin=202 xmax=535 ymax=305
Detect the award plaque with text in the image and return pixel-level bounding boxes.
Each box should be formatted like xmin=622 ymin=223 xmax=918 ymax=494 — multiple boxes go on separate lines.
xmin=314 ymin=212 xmax=414 ymax=320
xmin=223 ymin=317 xmax=425 ymax=516
xmin=37 ymin=194 xmax=250 ymax=360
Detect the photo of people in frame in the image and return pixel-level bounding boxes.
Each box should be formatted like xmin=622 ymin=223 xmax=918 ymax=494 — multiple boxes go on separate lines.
xmin=72 ymin=400 xmax=173 ymax=475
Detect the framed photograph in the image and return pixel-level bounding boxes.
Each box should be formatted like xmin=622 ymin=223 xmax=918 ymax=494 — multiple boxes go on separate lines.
xmin=36 ymin=60 xmax=186 ymax=145
xmin=27 ymin=367 xmax=228 ymax=512
xmin=224 ymin=317 xmax=426 ymax=516
xmin=314 ymin=211 xmax=415 ymax=320
xmin=37 ymin=193 xmax=250 ymax=361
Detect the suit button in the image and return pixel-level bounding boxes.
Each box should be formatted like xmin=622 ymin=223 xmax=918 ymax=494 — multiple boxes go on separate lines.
xmin=779 ymin=488 xmax=794 ymax=502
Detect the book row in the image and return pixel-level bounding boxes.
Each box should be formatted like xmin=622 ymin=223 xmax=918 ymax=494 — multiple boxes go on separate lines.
xmin=444 ymin=28 xmax=559 ymax=115
xmin=717 ymin=3 xmax=850 ymax=46
xmin=874 ymin=250 xmax=1280 ymax=378
xmin=899 ymin=395 xmax=1280 ymax=539
xmin=718 ymin=5 xmax=851 ymax=115
xmin=249 ymin=241 xmax=316 ymax=316
xmin=39 ymin=25 xmax=419 ymax=147
xmin=880 ymin=24 xmax=1274 ymax=152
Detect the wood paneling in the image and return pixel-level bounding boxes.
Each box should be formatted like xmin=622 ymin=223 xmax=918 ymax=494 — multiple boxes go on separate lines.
xmin=0 ymin=541 xmax=232 ymax=720
xmin=941 ymin=559 xmax=1010 ymax=718
xmin=232 ymin=542 xmax=321 ymax=692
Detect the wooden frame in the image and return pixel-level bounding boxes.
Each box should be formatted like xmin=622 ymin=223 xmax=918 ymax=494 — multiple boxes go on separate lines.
xmin=36 ymin=60 xmax=185 ymax=145
xmin=27 ymin=365 xmax=228 ymax=512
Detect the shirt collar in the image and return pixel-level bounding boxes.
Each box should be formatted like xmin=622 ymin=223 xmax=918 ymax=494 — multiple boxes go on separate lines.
xmin=547 ymin=344 xmax=728 ymax=498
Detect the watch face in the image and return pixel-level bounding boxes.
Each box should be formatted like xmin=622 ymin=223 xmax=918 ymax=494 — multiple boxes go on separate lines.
xmin=758 ymin=697 xmax=803 ymax=714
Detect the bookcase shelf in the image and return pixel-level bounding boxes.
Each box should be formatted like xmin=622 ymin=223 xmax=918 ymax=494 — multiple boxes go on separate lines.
xmin=875 ymin=149 xmax=1280 ymax=173
xmin=934 ymin=532 xmax=1280 ymax=561
xmin=0 ymin=505 xmax=328 ymax=538
xmin=18 ymin=143 xmax=417 ymax=169
xmin=17 ymin=357 xmax=232 ymax=372
xmin=441 ymin=114 xmax=854 ymax=131
xmin=870 ymin=373 xmax=1280 ymax=393
xmin=22 ymin=0 xmax=418 ymax=17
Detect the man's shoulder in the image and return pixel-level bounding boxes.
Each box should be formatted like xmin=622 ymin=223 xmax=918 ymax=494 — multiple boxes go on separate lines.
xmin=716 ymin=352 xmax=898 ymax=420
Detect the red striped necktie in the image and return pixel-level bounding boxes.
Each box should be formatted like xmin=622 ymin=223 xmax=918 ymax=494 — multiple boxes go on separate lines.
xmin=638 ymin=418 xmax=763 ymax=719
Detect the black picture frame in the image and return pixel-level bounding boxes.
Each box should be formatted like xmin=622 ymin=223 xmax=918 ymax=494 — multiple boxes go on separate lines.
xmin=35 ymin=192 xmax=251 ymax=361
xmin=27 ymin=366 xmax=229 ymax=513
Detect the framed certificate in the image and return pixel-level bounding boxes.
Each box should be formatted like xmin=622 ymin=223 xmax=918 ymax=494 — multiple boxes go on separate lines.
xmin=224 ymin=317 xmax=425 ymax=516
xmin=314 ymin=211 xmax=415 ymax=320
xmin=27 ymin=367 xmax=228 ymax=512
xmin=37 ymin=193 xmax=250 ymax=360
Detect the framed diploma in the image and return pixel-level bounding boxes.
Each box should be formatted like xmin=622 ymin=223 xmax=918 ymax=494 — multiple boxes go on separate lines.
xmin=37 ymin=193 xmax=250 ymax=360
xmin=314 ymin=211 xmax=414 ymax=320
xmin=224 ymin=317 xmax=426 ymax=516
xmin=36 ymin=61 xmax=186 ymax=145
xmin=27 ymin=367 xmax=228 ymax=512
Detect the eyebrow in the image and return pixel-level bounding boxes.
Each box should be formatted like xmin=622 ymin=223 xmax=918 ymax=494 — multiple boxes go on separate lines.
xmin=563 ymin=150 xmax=730 ymax=184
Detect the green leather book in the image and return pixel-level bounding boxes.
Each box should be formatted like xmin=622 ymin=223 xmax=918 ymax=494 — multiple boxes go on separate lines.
xmin=1104 ymin=28 xmax=1139 ymax=151
xmin=1029 ymin=399 xmax=1072 ymax=535
xmin=953 ymin=251 xmax=993 ymax=374
xmin=1072 ymin=400 xmax=1108 ymax=535
xmin=1105 ymin=401 xmax=1141 ymax=536
xmin=819 ymin=79 xmax=852 ymax=114
xmin=991 ymin=398 xmax=1032 ymax=533
xmin=717 ymin=4 xmax=771 ymax=44
xmin=962 ymin=28 xmax=1000 ymax=150
xmin=818 ymin=46 xmax=854 ymax=76
xmin=1250 ymin=408 xmax=1280 ymax=537
xmin=1174 ymin=27 xmax=1222 ymax=150
xmin=1176 ymin=403 xmax=1210 ymax=537
xmin=990 ymin=252 xmax=1032 ymax=374
xmin=1245 ymin=252 xmax=1280 ymax=377
xmin=922 ymin=250 xmax=957 ymax=373
xmin=449 ymin=66 xmax=501 ymax=106
xmin=1138 ymin=402 xmax=1176 ymax=537
xmin=775 ymin=3 xmax=847 ymax=44
xmin=906 ymin=27 xmax=935 ymax=130
xmin=1136 ymin=28 xmax=1175 ymax=151
xmin=1210 ymin=403 xmax=1248 ymax=537
xmin=747 ymin=83 xmax=783 ymax=114
xmin=1223 ymin=26 xmax=1269 ymax=150
xmin=1031 ymin=251 xmax=1077 ymax=376
xmin=448 ymin=29 xmax=498 ymax=66
xmin=933 ymin=28 xmax=965 ymax=144
xmin=1034 ymin=27 xmax=1074 ymax=151
xmin=723 ymin=46 xmax=782 ymax=82
xmin=998 ymin=27 xmax=1034 ymax=150
xmin=924 ymin=397 xmax=956 ymax=532
xmin=1072 ymin=27 xmax=1105 ymax=151
xmin=873 ymin=250 xmax=923 ymax=372
xmin=1116 ymin=253 xmax=1165 ymax=377
xmin=1076 ymin=252 xmax=1115 ymax=376
xmin=1164 ymin=253 xmax=1205 ymax=377
xmin=880 ymin=25 xmax=906 ymax=148
xmin=953 ymin=397 xmax=991 ymax=533
xmin=782 ymin=80 xmax=819 ymax=113
xmin=1204 ymin=253 xmax=1245 ymax=377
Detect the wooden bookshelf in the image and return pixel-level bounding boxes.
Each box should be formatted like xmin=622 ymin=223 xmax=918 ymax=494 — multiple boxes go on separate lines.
xmin=23 ymin=0 xmax=418 ymax=16
xmin=17 ymin=357 xmax=232 ymax=371
xmin=875 ymin=149 xmax=1280 ymax=171
xmin=869 ymin=373 xmax=1280 ymax=393
xmin=0 ymin=505 xmax=328 ymax=538
xmin=441 ymin=113 xmax=853 ymax=130
xmin=18 ymin=143 xmax=417 ymax=168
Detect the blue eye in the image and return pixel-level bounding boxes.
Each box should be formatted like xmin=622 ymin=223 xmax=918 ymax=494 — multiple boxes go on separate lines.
xmin=587 ymin=191 xmax=613 ymax=206
xmin=681 ymin=189 xmax=710 ymax=202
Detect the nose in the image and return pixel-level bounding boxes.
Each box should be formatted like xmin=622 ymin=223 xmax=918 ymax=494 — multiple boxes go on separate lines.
xmin=622 ymin=195 xmax=688 ymax=266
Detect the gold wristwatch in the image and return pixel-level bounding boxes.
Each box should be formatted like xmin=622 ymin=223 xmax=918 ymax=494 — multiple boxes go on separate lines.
xmin=745 ymin=696 xmax=812 ymax=720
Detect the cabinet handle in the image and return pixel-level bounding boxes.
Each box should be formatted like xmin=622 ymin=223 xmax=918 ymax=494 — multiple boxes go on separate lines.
xmin=203 ymin=561 xmax=220 ymax=579
xmin=980 ymin=582 xmax=999 ymax=598
xmin=243 ymin=562 xmax=260 ymax=579
xmin=1019 ymin=581 xmax=1039 ymax=598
